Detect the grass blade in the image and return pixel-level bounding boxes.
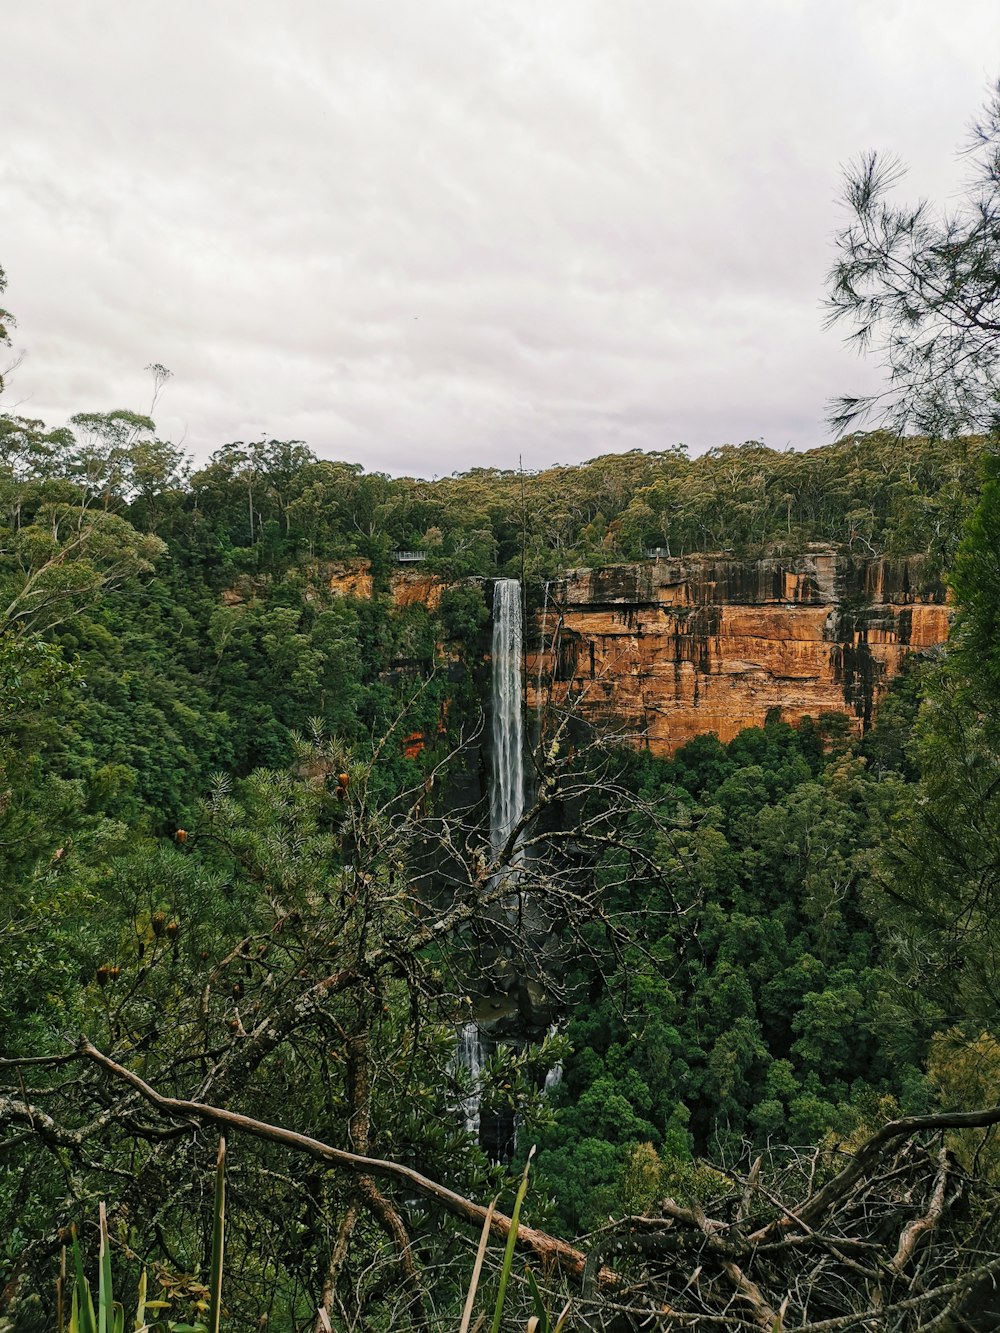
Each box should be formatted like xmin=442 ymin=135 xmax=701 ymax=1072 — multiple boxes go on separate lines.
xmin=552 ymin=1299 xmax=572 ymax=1332
xmin=57 ymin=1244 xmax=67 ymax=1333
xmin=207 ymin=1137 xmax=226 ymax=1333
xmin=98 ymin=1202 xmax=112 ymax=1333
xmin=71 ymin=1227 xmax=97 ymax=1333
xmin=459 ymin=1196 xmax=497 ymax=1333
xmin=525 ymin=1268 xmax=546 ymax=1328
xmin=490 ymin=1146 xmax=535 ymax=1333
xmin=134 ymin=1269 xmax=147 ymax=1331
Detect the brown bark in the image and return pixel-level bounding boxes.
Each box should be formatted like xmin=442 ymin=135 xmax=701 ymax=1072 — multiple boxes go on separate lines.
xmin=79 ymin=1038 xmax=598 ymax=1280
xmin=887 ymin=1145 xmax=950 ymax=1276
xmin=311 ymin=1203 xmax=358 ymax=1333
xmin=749 ymin=1103 xmax=1000 ymax=1244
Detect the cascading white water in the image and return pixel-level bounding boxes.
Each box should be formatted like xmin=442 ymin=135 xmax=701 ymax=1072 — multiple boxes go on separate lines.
xmin=454 ymin=1021 xmax=485 ymax=1136
xmin=453 ymin=580 xmax=527 ymax=1150
xmin=490 ymin=579 xmax=526 ymax=858
xmin=543 ymin=1022 xmax=563 ymax=1093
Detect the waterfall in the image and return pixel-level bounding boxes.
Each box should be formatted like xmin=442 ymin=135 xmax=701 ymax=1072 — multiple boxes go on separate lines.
xmin=490 ymin=578 xmax=525 ymax=858
xmin=454 ymin=1021 xmax=485 ymax=1136
xmin=543 ymin=1022 xmax=563 ymax=1093
xmin=452 ymin=582 xmax=526 ymax=1153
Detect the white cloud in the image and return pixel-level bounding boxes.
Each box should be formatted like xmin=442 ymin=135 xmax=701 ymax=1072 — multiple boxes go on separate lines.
xmin=3 ymin=0 xmax=999 ymax=474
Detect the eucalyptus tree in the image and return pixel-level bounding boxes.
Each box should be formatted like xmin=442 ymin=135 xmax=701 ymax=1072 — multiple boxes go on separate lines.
xmin=822 ymin=82 xmax=1000 ymax=1167
xmin=827 ymin=80 xmax=1000 ymax=437
xmin=5 ymin=729 xmax=1000 ymax=1330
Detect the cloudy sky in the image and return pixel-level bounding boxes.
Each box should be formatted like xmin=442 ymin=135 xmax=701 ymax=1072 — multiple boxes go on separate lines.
xmin=4 ymin=2 xmax=999 ymax=476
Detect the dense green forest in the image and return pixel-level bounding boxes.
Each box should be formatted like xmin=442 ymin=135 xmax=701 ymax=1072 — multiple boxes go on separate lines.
xmin=4 ymin=88 xmax=1000 ymax=1327
xmin=1 ymin=369 xmax=999 ymax=1329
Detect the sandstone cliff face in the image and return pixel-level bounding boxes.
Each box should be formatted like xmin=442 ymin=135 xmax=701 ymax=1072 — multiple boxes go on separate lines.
xmin=326 ymin=560 xmax=374 ymax=600
xmin=326 ymin=561 xmax=445 ymax=611
xmin=525 ymin=554 xmax=951 ymax=755
xmin=321 ymin=552 xmax=952 ymax=756
xmin=389 ymin=570 xmax=446 ymax=611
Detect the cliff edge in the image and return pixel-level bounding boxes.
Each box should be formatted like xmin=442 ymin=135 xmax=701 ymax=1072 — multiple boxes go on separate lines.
xmin=526 ymin=553 xmax=951 ymax=754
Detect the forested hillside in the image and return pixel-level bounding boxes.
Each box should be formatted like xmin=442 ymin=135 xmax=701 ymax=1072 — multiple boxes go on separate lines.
xmin=2 ymin=375 xmax=981 ymax=823
xmin=4 ymin=249 xmax=1000 ymax=1329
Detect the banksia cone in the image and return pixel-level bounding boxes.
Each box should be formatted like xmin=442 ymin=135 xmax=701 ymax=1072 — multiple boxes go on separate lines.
xmin=166 ymin=920 xmax=179 ymax=940
xmin=337 ymin=772 xmax=349 ymax=789
xmin=175 ymin=828 xmax=188 ymax=843
xmin=151 ymin=911 xmax=167 ymax=937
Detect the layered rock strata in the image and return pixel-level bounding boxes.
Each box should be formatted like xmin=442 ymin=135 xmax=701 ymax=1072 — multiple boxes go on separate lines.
xmin=525 ymin=554 xmax=951 ymax=755
xmin=326 ymin=560 xmax=445 ymax=610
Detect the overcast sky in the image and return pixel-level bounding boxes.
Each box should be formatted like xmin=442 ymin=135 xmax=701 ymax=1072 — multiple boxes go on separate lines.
xmin=3 ymin=2 xmax=999 ymax=477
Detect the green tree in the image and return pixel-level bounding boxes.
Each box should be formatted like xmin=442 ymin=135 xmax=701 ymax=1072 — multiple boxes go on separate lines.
xmin=827 ymin=81 xmax=1000 ymax=436
xmin=826 ymin=78 xmax=1000 ymax=1067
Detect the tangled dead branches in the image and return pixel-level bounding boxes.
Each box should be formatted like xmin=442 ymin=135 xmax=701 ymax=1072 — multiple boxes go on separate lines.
xmin=4 ymin=1040 xmax=999 ymax=1331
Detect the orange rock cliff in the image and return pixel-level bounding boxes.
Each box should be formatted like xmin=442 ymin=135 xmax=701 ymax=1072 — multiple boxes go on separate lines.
xmin=325 ymin=553 xmax=952 ymax=758
xmin=526 ymin=553 xmax=951 ymax=755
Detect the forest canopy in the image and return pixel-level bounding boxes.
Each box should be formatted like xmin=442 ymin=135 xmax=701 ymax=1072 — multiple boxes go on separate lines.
xmin=1 ymin=382 xmax=999 ymax=1328
xmin=2 ymin=403 xmax=985 ymax=587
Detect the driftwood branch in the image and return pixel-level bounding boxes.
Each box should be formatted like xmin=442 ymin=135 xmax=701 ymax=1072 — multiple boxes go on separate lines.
xmin=78 ymin=1038 xmax=598 ymax=1280
xmin=4 ymin=1043 xmax=998 ymax=1328
xmin=750 ymin=1100 xmax=1000 ymax=1242
xmin=888 ymin=1144 xmax=950 ymax=1276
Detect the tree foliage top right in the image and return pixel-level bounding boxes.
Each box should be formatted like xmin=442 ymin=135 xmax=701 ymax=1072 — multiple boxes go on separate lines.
xmin=827 ymin=79 xmax=1000 ymax=438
